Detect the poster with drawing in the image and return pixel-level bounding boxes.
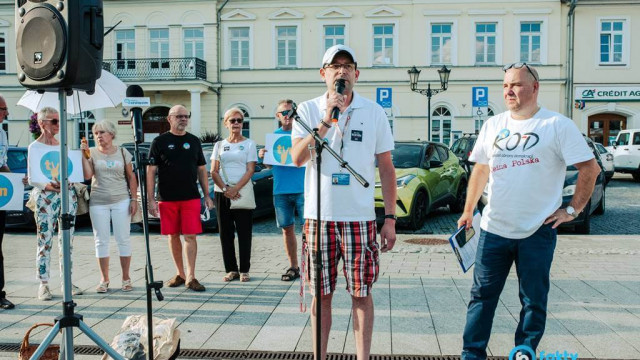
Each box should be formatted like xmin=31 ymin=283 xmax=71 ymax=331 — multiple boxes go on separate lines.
xmin=263 ymin=134 xmax=295 ymax=167
xmin=28 ymin=148 xmax=84 ymax=183
xmin=0 ymin=173 xmax=26 ymax=210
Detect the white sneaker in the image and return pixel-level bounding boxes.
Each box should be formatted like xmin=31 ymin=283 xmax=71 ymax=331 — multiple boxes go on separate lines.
xmin=38 ymin=284 xmax=53 ymax=301
xmin=72 ymin=285 xmax=83 ymax=296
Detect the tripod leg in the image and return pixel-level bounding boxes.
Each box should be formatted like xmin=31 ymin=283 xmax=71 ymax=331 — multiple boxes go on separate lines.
xmin=28 ymin=322 xmax=61 ymax=360
xmin=78 ymin=321 xmax=126 ymax=360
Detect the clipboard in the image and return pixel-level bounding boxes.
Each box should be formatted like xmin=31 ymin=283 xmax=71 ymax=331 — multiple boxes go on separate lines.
xmin=448 ymin=211 xmax=482 ymax=273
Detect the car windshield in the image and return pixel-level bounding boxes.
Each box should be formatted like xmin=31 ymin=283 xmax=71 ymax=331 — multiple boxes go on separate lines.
xmin=389 ymin=144 xmax=423 ymax=169
xmin=595 ymin=143 xmax=607 ymax=154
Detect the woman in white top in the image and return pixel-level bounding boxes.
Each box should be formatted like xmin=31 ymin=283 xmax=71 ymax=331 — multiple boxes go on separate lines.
xmin=210 ymin=108 xmax=257 ymax=282
xmin=81 ymin=120 xmax=138 ymax=293
xmin=27 ymin=107 xmax=81 ymax=301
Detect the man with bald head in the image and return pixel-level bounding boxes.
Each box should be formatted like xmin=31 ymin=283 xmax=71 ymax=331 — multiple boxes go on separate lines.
xmin=457 ymin=64 xmax=601 ymax=359
xmin=147 ymin=105 xmax=213 ymax=292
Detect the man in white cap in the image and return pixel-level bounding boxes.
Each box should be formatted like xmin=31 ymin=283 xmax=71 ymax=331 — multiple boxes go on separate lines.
xmin=291 ymin=45 xmax=397 ymax=360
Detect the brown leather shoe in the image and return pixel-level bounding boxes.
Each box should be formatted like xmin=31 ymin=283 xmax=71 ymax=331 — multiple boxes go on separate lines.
xmin=166 ymin=275 xmax=185 ymax=287
xmin=186 ymin=279 xmax=205 ymax=292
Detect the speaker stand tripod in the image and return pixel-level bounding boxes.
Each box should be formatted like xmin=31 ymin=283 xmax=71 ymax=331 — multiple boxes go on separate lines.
xmin=30 ymin=90 xmax=125 ymax=360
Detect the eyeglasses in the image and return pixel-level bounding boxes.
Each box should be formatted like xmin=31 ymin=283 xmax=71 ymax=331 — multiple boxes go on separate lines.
xmin=43 ymin=119 xmax=59 ymax=125
xmin=170 ymin=114 xmax=190 ymax=119
xmin=323 ymin=63 xmax=356 ymax=72
xmin=0 ymin=107 xmax=7 ymax=111
xmin=502 ymin=62 xmax=538 ymax=81
xmin=277 ymin=110 xmax=292 ymax=117
xmin=228 ymin=118 xmax=243 ymax=124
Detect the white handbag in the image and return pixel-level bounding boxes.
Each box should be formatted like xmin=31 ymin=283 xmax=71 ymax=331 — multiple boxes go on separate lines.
xmin=219 ymin=156 xmax=256 ymax=210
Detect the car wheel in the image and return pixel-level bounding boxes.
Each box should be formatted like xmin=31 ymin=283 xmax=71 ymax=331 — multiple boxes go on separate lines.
xmin=409 ymin=190 xmax=427 ymax=231
xmin=594 ymin=188 xmax=605 ymax=215
xmin=574 ymin=201 xmax=591 ymax=234
xmin=450 ymin=180 xmax=467 ymax=213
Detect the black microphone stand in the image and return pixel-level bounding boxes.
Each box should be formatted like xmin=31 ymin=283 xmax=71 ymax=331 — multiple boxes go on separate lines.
xmin=290 ymin=106 xmax=368 ymax=360
xmin=132 ymin=126 xmax=164 ymax=360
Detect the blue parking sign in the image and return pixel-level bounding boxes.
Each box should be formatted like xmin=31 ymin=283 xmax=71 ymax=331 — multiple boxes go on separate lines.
xmin=472 ymin=87 xmax=488 ymax=107
xmin=377 ymin=87 xmax=392 ymax=108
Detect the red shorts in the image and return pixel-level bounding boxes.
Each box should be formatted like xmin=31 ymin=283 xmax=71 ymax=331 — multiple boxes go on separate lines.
xmin=158 ymin=199 xmax=202 ymax=235
xmin=303 ymin=219 xmax=379 ymax=297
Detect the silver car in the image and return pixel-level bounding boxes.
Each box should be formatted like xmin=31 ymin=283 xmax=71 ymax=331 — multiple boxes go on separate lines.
xmin=594 ymin=142 xmax=614 ymax=182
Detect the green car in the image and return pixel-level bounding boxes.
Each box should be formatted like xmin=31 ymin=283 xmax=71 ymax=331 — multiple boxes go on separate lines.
xmin=375 ymin=141 xmax=468 ymax=230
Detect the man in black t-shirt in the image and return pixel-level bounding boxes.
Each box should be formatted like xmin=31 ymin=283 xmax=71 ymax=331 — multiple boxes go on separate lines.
xmin=148 ymin=105 xmax=214 ymax=292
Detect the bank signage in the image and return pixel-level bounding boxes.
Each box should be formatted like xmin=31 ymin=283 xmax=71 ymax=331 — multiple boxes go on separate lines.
xmin=575 ymin=86 xmax=640 ymax=102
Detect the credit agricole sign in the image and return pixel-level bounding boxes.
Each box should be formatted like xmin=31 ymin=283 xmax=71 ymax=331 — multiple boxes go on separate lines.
xmin=575 ymin=86 xmax=640 ymax=101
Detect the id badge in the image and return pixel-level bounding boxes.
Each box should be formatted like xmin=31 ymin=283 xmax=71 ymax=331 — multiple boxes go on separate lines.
xmin=331 ymin=173 xmax=350 ymax=185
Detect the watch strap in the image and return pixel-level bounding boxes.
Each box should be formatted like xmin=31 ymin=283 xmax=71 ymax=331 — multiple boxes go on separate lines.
xmin=384 ymin=214 xmax=397 ymax=220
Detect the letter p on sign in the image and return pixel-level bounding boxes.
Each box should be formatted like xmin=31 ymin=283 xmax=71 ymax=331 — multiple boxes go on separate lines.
xmin=472 ymin=87 xmax=489 ymax=107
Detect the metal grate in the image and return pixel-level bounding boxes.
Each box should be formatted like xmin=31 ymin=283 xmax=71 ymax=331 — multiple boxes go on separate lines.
xmin=0 ymin=344 xmax=603 ymax=360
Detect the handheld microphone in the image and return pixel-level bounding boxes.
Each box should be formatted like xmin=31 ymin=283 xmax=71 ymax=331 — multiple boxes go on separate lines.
xmin=124 ymin=85 xmax=149 ymax=144
xmin=331 ymin=79 xmax=346 ymax=123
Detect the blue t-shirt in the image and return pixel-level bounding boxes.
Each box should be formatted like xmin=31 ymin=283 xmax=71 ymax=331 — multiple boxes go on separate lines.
xmin=272 ymin=128 xmax=305 ymax=195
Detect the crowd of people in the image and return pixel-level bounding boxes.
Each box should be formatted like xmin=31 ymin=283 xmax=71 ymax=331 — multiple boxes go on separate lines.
xmin=0 ymin=44 xmax=601 ymax=360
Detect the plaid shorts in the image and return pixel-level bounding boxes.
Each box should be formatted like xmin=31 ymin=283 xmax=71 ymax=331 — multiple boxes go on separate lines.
xmin=303 ymin=219 xmax=379 ymax=297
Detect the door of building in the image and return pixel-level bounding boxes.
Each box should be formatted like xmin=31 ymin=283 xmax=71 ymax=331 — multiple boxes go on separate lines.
xmin=143 ymin=106 xmax=170 ymax=142
xmin=588 ymin=113 xmax=626 ymax=146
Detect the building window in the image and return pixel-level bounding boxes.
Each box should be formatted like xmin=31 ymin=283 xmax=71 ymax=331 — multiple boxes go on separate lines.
xmin=476 ymin=108 xmax=494 ymax=133
xmin=229 ymin=27 xmax=250 ymax=68
xmin=431 ymin=23 xmax=452 ymax=64
xmin=184 ymin=28 xmax=204 ymax=59
xmin=324 ymin=25 xmax=345 ymax=51
xmin=115 ymin=29 xmax=135 ymax=70
xmin=0 ymin=33 xmax=5 ymax=72
xmin=520 ymin=22 xmax=541 ymax=63
xmin=475 ymin=23 xmax=496 ymax=64
xmin=600 ymin=20 xmax=625 ymax=64
xmin=72 ymin=112 xmax=96 ymax=147
xmin=373 ymin=24 xmax=394 ymax=66
xmin=149 ymin=29 xmax=169 ymax=70
xmin=276 ymin=26 xmax=298 ymax=68
xmin=431 ymin=106 xmax=452 ymax=145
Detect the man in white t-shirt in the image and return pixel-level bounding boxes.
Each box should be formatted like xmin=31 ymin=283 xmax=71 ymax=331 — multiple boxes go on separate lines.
xmin=457 ymin=64 xmax=601 ymax=360
xmin=291 ymin=45 xmax=397 ymax=360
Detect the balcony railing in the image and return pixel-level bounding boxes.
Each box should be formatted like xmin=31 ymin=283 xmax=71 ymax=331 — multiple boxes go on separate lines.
xmin=102 ymin=57 xmax=206 ymax=81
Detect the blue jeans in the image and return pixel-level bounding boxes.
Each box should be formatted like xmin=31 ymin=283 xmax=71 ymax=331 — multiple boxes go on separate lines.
xmin=274 ymin=193 xmax=304 ymax=228
xmin=461 ymin=224 xmax=557 ymax=360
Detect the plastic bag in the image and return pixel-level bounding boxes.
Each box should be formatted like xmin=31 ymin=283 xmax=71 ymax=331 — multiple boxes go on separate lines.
xmin=102 ymin=315 xmax=180 ymax=360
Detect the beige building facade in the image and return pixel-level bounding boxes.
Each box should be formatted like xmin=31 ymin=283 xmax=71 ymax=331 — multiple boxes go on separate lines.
xmin=0 ymin=0 xmax=638 ymax=149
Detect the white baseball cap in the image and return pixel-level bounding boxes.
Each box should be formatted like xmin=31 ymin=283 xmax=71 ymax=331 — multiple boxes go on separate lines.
xmin=322 ymin=44 xmax=357 ymax=67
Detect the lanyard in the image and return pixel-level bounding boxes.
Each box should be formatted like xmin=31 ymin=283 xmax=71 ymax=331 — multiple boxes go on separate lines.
xmin=333 ymin=108 xmax=354 ymax=158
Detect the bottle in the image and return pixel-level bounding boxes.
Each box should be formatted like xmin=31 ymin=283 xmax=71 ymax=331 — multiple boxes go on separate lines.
xmin=81 ymin=137 xmax=91 ymax=159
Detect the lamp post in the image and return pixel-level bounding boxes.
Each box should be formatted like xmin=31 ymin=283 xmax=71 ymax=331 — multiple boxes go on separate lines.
xmin=408 ymin=65 xmax=451 ymax=141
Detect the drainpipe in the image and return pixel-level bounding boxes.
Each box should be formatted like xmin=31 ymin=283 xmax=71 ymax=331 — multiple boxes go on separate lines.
xmin=216 ymin=0 xmax=230 ymax=133
xmin=565 ymin=0 xmax=578 ymax=119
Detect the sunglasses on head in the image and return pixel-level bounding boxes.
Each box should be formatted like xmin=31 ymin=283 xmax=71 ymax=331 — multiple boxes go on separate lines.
xmin=43 ymin=118 xmax=59 ymax=125
xmin=228 ymin=118 xmax=243 ymax=124
xmin=277 ymin=109 xmax=292 ymax=117
xmin=502 ymin=62 xmax=538 ymax=81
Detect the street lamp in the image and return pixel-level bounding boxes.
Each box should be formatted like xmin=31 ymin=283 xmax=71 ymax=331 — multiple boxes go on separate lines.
xmin=408 ymin=65 xmax=451 ymax=141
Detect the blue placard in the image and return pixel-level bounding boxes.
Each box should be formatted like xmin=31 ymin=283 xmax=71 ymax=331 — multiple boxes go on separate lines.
xmin=376 ymin=87 xmax=392 ymax=108
xmin=472 ymin=87 xmax=489 ymax=107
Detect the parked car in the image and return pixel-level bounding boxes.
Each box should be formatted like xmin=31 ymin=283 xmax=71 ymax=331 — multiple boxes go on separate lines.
xmin=611 ymin=128 xmax=640 ymax=182
xmin=139 ymin=144 xmax=274 ymax=232
xmin=594 ymin=142 xmax=614 ymax=182
xmin=374 ymin=141 xmax=468 ymax=230
xmin=479 ymin=136 xmax=606 ymax=234
xmin=449 ymin=133 xmax=477 ymax=173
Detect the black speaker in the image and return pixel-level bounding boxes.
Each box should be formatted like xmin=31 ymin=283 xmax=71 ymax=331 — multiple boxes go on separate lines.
xmin=15 ymin=0 xmax=104 ymax=93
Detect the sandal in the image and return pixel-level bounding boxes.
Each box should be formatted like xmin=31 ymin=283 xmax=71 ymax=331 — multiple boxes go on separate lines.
xmin=96 ymin=281 xmax=109 ymax=293
xmin=281 ymin=267 xmax=300 ymax=281
xmin=240 ymin=273 xmax=250 ymax=282
xmin=223 ymin=272 xmax=240 ymax=282
xmin=122 ymin=279 xmax=133 ymax=292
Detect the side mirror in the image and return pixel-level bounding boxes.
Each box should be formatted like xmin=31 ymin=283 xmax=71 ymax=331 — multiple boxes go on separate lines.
xmin=428 ymin=160 xmax=443 ymax=169
xmin=611 ymin=140 xmax=617 ymax=148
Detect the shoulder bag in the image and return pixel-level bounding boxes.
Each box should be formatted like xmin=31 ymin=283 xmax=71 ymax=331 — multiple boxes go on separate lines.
xmin=121 ymin=148 xmax=143 ymax=223
xmin=218 ymin=152 xmax=256 ymax=210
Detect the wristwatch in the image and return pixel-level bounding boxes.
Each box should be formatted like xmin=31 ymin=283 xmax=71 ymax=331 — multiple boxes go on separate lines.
xmin=221 ymin=186 xmax=228 ymax=193
xmin=565 ymin=206 xmax=579 ymax=218
xmin=384 ymin=214 xmax=397 ymax=221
